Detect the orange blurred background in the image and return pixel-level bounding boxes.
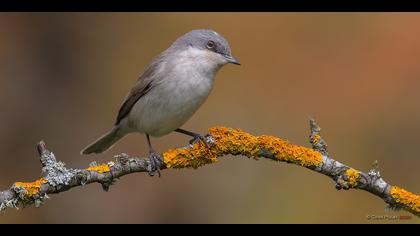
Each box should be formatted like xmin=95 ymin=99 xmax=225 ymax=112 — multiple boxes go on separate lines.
xmin=0 ymin=13 xmax=419 ymax=223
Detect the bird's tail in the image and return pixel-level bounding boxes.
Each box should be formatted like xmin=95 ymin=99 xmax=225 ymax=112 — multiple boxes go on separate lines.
xmin=81 ymin=126 xmax=124 ymax=155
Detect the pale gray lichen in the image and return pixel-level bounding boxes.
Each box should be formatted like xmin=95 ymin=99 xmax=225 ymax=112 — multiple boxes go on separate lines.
xmin=89 ymin=161 xmax=99 ymax=167
xmin=184 ymin=135 xmax=214 ymax=149
xmin=44 ymin=160 xmax=75 ymax=186
xmin=206 ymin=135 xmax=215 ymax=145
xmin=41 ymin=151 xmax=75 ymax=186
xmin=0 ymin=198 xmax=19 ymax=211
xmin=114 ymin=153 xmax=130 ymax=165
xmin=11 ymin=185 xmax=29 ymax=201
xmin=368 ymin=168 xmax=381 ymax=178
xmin=0 ymin=148 xmax=74 ymax=212
xmin=34 ymin=194 xmax=49 ymax=208
xmin=107 ymin=161 xmax=115 ymax=167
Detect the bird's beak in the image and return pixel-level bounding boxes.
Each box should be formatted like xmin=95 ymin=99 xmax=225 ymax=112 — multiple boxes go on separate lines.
xmin=224 ymin=55 xmax=241 ymax=65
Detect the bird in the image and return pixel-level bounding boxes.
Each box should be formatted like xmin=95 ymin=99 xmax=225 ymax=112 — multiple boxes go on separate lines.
xmin=81 ymin=29 xmax=240 ymax=175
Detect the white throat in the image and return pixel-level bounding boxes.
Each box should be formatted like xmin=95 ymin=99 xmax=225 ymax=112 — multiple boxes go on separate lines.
xmin=176 ymin=47 xmax=228 ymax=78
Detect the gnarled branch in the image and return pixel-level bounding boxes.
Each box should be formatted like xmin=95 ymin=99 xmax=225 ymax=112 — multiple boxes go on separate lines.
xmin=0 ymin=120 xmax=419 ymax=217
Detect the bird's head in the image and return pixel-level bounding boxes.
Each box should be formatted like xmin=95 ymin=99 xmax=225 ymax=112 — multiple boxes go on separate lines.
xmin=171 ymin=29 xmax=240 ymax=68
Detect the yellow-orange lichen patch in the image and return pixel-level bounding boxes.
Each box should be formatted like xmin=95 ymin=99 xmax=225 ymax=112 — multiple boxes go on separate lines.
xmin=311 ymin=134 xmax=321 ymax=144
xmin=209 ymin=126 xmax=322 ymax=168
xmin=86 ymin=164 xmax=110 ymax=173
xmin=164 ymin=141 xmax=217 ymax=169
xmin=14 ymin=178 xmax=48 ymax=198
xmin=163 ymin=126 xmax=323 ymax=169
xmin=390 ymin=186 xmax=420 ymax=215
xmin=345 ymin=168 xmax=360 ymax=188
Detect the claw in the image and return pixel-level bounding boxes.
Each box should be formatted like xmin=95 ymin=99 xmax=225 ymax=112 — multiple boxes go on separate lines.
xmin=189 ymin=134 xmax=210 ymax=148
xmin=147 ymin=152 xmax=163 ymax=177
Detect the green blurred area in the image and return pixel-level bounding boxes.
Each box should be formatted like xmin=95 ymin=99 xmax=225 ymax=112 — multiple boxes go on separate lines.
xmin=0 ymin=13 xmax=419 ymax=223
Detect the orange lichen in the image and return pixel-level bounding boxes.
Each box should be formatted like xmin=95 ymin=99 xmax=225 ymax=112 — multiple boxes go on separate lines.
xmin=311 ymin=134 xmax=321 ymax=144
xmin=163 ymin=126 xmax=323 ymax=169
xmin=390 ymin=186 xmax=420 ymax=215
xmin=345 ymin=168 xmax=359 ymax=188
xmin=14 ymin=178 xmax=48 ymax=198
xmin=164 ymin=141 xmax=217 ymax=169
xmin=86 ymin=164 xmax=110 ymax=173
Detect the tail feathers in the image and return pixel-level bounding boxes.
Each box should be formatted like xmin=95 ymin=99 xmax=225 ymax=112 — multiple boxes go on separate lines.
xmin=81 ymin=126 xmax=124 ymax=155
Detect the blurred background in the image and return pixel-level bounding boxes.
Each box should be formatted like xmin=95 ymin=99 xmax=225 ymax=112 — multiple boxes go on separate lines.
xmin=0 ymin=13 xmax=419 ymax=223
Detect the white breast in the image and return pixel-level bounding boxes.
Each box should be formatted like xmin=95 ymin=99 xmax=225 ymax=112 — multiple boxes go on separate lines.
xmin=126 ymin=47 xmax=224 ymax=137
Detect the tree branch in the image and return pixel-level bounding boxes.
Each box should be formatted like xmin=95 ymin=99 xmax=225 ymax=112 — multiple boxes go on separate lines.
xmin=0 ymin=120 xmax=419 ymax=217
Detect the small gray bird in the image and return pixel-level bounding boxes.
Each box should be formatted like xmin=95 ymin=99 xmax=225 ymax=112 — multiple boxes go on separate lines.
xmin=81 ymin=29 xmax=240 ymax=174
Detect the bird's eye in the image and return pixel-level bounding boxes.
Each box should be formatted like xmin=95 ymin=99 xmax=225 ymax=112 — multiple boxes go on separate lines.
xmin=206 ymin=40 xmax=215 ymax=49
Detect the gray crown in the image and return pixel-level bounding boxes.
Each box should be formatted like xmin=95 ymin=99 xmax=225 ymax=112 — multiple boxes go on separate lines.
xmin=171 ymin=29 xmax=233 ymax=57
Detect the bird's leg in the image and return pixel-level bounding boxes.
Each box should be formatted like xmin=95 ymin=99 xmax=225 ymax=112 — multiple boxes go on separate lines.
xmin=145 ymin=134 xmax=162 ymax=177
xmin=175 ymin=128 xmax=210 ymax=148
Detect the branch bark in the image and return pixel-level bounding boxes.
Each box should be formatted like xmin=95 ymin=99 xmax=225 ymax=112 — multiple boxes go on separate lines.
xmin=0 ymin=120 xmax=419 ymax=217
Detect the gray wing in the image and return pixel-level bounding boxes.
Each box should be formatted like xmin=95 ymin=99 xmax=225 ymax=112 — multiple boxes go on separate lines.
xmin=115 ymin=53 xmax=165 ymax=125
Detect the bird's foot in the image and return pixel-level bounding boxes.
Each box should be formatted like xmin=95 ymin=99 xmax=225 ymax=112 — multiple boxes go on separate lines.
xmin=189 ymin=134 xmax=211 ymax=149
xmin=147 ymin=152 xmax=163 ymax=177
